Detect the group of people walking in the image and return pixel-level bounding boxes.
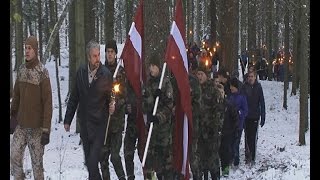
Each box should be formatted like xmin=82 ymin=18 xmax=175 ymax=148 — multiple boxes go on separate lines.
xmin=10 ymin=36 xmax=266 ymax=180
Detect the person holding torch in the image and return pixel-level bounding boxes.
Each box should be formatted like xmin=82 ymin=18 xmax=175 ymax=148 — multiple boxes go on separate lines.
xmin=63 ymin=40 xmax=114 ymax=180
xmin=100 ymin=39 xmax=127 ymax=180
xmin=142 ymin=52 xmax=174 ymax=180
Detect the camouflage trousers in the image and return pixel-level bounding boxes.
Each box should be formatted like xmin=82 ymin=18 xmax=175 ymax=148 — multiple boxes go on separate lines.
xmin=198 ymin=135 xmax=221 ymax=179
xmin=144 ymin=128 xmax=173 ymax=180
xmin=190 ymin=137 xmax=201 ymax=180
xmin=100 ymin=129 xmax=125 ymax=180
xmin=10 ymin=125 xmax=44 ymax=180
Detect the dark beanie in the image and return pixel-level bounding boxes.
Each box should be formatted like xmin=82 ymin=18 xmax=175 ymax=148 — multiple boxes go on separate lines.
xmin=149 ymin=52 xmax=161 ymax=67
xmin=230 ymin=77 xmax=239 ymax=89
xmin=25 ymin=36 xmax=38 ymax=56
xmin=105 ymin=39 xmax=118 ymax=54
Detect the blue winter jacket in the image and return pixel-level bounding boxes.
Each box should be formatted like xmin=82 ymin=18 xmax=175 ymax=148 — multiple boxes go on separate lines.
xmin=227 ymin=91 xmax=248 ymax=130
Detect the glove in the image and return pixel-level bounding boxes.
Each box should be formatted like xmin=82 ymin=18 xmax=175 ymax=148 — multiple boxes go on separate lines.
xmin=40 ymin=132 xmax=50 ymax=146
xmin=147 ymin=114 xmax=159 ymax=125
xmin=153 ymin=89 xmax=162 ymax=99
xmin=260 ymin=117 xmax=265 ymax=127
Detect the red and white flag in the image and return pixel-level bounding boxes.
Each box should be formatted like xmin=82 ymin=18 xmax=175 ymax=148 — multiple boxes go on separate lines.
xmin=120 ymin=0 xmax=146 ymax=161
xmin=164 ymin=0 xmax=193 ymax=179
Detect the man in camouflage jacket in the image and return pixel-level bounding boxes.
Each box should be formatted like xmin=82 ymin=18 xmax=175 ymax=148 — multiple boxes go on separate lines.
xmin=196 ymin=63 xmax=224 ymax=180
xmin=142 ymin=53 xmax=174 ymax=180
xmin=100 ymin=39 xmax=126 ymax=180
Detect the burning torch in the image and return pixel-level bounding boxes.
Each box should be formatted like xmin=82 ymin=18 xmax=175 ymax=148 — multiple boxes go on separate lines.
xmin=104 ymin=60 xmax=122 ymax=145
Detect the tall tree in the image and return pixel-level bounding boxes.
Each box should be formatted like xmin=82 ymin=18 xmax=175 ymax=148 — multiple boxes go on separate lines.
xmin=186 ymin=0 xmax=193 ymax=44
xmin=105 ymin=0 xmax=115 ymax=42
xmin=10 ymin=0 xmax=14 ymax=98
xmin=125 ymin=0 xmax=133 ymax=34
xmin=273 ymin=0 xmax=280 ymax=51
xmin=68 ymin=0 xmax=76 ymax=95
xmin=240 ymin=0 xmax=248 ymax=53
xmin=38 ymin=0 xmax=43 ymax=61
xmin=74 ymin=0 xmax=86 ymax=131
xmin=220 ymin=0 xmax=239 ymax=73
xmin=209 ymin=0 xmax=217 ymax=46
xmin=266 ymin=0 xmax=273 ymax=80
xmin=247 ymin=0 xmax=257 ymax=64
xmin=13 ymin=0 xmax=24 ymax=71
xmin=283 ymin=3 xmax=289 ymax=110
xmin=299 ymin=0 xmax=308 ymax=145
xmin=144 ymin=0 xmax=169 ymax=70
xmin=84 ymin=0 xmax=95 ymax=44
xmin=291 ymin=0 xmax=300 ymax=95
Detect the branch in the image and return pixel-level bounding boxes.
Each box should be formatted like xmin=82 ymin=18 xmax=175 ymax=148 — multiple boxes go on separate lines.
xmin=43 ymin=0 xmax=75 ymax=64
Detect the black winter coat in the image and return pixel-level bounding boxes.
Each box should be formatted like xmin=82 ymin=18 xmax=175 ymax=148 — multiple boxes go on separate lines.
xmin=64 ymin=62 xmax=113 ymax=138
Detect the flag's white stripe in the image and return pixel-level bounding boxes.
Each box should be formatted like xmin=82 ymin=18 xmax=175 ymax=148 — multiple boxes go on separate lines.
xmin=170 ymin=21 xmax=189 ymax=175
xmin=128 ymin=22 xmax=143 ymax=84
xmin=129 ymin=22 xmax=142 ymax=59
xmin=170 ymin=21 xmax=189 ymax=73
xmin=182 ymin=114 xmax=188 ymax=175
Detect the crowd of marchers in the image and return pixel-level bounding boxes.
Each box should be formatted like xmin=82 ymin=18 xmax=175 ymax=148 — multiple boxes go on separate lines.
xmin=10 ymin=37 xmax=265 ymax=180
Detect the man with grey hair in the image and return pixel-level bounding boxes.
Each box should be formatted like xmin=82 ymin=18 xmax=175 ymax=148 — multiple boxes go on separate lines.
xmin=63 ymin=40 xmax=115 ymax=180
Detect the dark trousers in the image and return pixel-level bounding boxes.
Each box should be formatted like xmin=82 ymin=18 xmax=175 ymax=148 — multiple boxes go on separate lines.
xmin=124 ymin=116 xmax=138 ymax=180
xmin=219 ymin=133 xmax=233 ymax=169
xmin=232 ymin=129 xmax=243 ymax=165
xmin=81 ymin=125 xmax=105 ymax=180
xmin=244 ymin=118 xmax=259 ymax=161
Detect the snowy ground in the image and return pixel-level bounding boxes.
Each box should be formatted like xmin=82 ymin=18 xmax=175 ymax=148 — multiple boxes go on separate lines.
xmin=10 ymin=43 xmax=310 ymax=180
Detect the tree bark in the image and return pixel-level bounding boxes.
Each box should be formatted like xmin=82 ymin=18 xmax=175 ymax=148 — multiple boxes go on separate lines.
xmin=283 ymin=5 xmax=289 ymax=110
xmin=105 ymin=0 xmax=115 ymax=42
xmin=266 ymin=0 xmax=273 ymax=80
xmin=144 ymin=0 xmax=169 ymax=74
xmin=14 ymin=0 xmax=24 ymax=71
xmin=247 ymin=0 xmax=257 ymax=64
xmin=299 ymin=0 xmax=308 ymax=145
xmin=38 ymin=0 xmax=43 ymax=61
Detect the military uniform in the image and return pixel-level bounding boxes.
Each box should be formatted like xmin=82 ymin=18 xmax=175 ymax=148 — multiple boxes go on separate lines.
xmin=198 ymin=79 xmax=224 ymax=180
xmin=188 ymin=74 xmax=202 ymax=180
xmin=142 ymin=73 xmax=174 ymax=180
xmin=100 ymin=60 xmax=126 ymax=180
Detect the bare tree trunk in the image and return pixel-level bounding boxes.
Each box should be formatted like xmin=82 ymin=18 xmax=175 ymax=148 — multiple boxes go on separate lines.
xmin=194 ymin=0 xmax=200 ymax=44
xmin=14 ymin=0 xmax=24 ymax=71
xmin=126 ymin=0 xmax=133 ymax=35
xmin=240 ymin=0 xmax=248 ymax=53
xmin=209 ymin=0 xmax=217 ymax=45
xmin=55 ymin=49 xmax=63 ymax=123
xmin=105 ymin=0 xmax=115 ymax=42
xmin=283 ymin=5 xmax=289 ymax=110
xmin=43 ymin=0 xmax=74 ymax=64
xmin=84 ymin=0 xmax=95 ymax=44
xmin=75 ymin=0 xmax=86 ymax=133
xmin=266 ymin=0 xmax=273 ymax=80
xmin=291 ymin=0 xmax=299 ymax=95
xmin=299 ymin=0 xmax=308 ymax=145
xmin=187 ymin=0 xmax=193 ymax=44
xmin=247 ymin=0 xmax=257 ymax=64
xmin=10 ymin=0 xmax=13 ymax=98
xmin=38 ymin=0 xmax=43 ymax=61
xmin=144 ymin=0 xmax=169 ymax=71
xmin=273 ymin=0 xmax=280 ymax=51
xmin=44 ymin=0 xmax=50 ymax=43
xmin=220 ymin=0 xmax=238 ymax=73
xmin=54 ymin=0 xmax=61 ymax=66
xmin=68 ymin=0 xmax=76 ymax=95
